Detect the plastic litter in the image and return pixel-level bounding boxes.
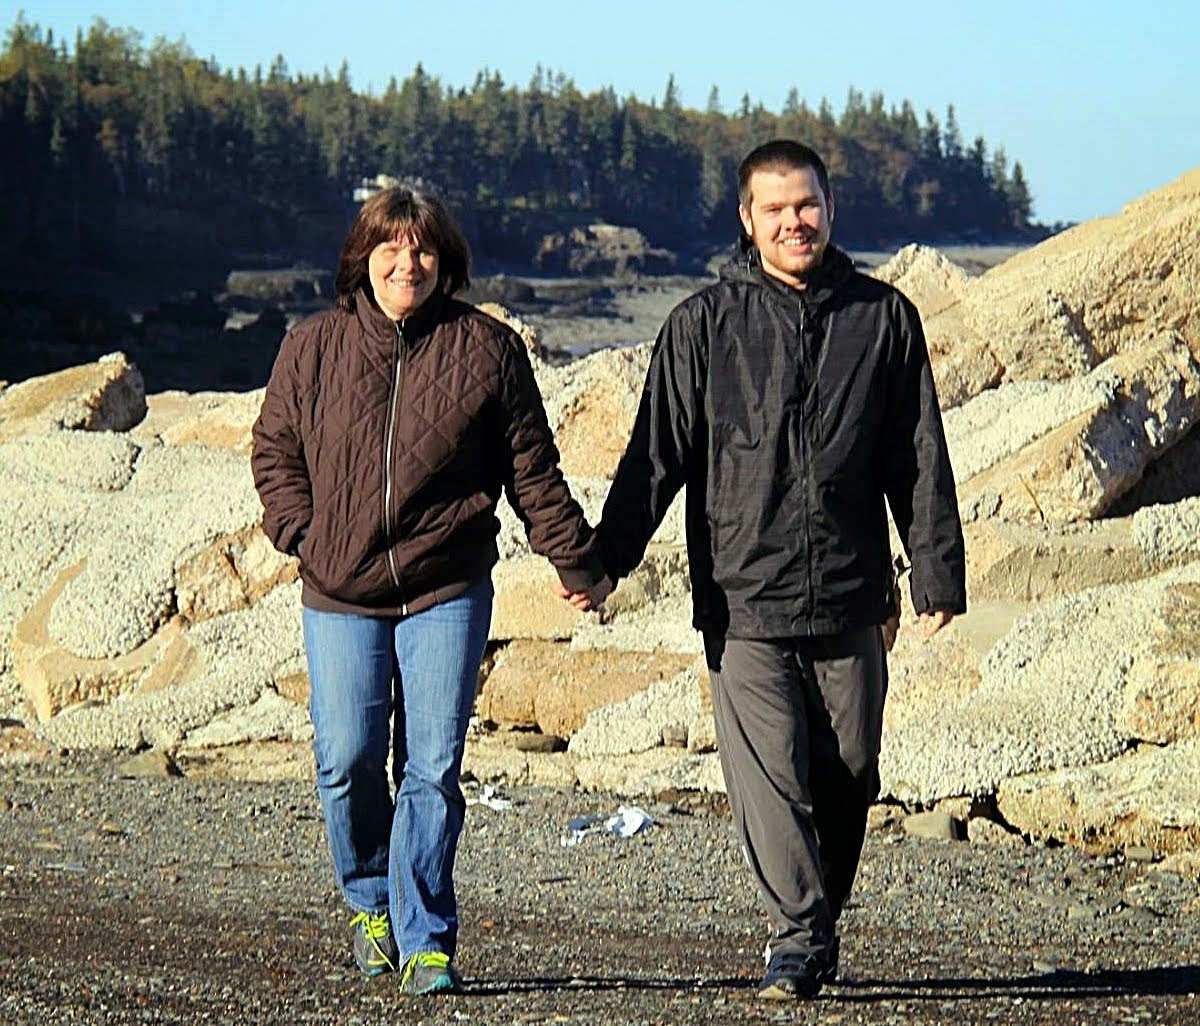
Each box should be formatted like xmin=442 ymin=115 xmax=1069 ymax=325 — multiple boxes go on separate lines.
xmin=466 ymin=784 xmax=513 ymax=811
xmin=560 ymin=805 xmax=654 ymax=847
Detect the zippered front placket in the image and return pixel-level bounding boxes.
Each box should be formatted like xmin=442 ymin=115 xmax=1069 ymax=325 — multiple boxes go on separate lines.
xmin=798 ymin=299 xmax=816 ymax=635
xmin=382 ymin=320 xmax=409 ymax=615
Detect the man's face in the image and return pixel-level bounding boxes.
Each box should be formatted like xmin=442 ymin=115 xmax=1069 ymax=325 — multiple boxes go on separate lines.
xmin=738 ymin=166 xmax=834 ymax=289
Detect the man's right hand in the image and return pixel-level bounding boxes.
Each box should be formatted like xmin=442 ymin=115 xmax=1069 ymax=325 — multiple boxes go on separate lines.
xmin=919 ymin=609 xmax=954 ymax=638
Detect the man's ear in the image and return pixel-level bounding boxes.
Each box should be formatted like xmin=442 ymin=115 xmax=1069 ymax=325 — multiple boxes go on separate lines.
xmin=738 ymin=204 xmax=753 ymax=237
xmin=826 ymin=189 xmax=836 ymax=223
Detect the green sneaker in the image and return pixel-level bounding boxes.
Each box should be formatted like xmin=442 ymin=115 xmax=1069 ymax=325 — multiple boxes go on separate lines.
xmin=349 ymin=910 xmax=398 ymax=977
xmin=398 ymin=951 xmax=462 ymax=995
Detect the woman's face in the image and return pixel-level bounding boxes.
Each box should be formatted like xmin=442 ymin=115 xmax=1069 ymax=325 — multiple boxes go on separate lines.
xmin=368 ymin=233 xmax=439 ymax=320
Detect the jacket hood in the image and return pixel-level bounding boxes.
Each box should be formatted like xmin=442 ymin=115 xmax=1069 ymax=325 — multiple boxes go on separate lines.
xmin=718 ymin=240 xmax=857 ymax=306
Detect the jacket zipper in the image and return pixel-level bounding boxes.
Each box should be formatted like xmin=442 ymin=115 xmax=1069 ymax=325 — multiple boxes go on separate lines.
xmin=799 ymin=300 xmax=815 ymax=635
xmin=383 ymin=320 xmax=408 ymax=614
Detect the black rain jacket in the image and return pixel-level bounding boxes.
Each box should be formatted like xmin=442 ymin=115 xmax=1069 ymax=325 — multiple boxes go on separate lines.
xmin=597 ymin=244 xmax=966 ymax=638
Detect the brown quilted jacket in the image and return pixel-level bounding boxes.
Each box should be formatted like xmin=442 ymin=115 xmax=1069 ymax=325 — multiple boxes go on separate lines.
xmin=251 ymin=289 xmax=602 ymax=616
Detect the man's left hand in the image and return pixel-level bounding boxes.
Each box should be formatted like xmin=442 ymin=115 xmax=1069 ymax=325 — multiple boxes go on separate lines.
xmin=553 ymin=576 xmax=613 ymax=612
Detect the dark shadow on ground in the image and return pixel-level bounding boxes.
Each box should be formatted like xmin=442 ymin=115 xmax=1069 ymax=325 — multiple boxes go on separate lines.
xmin=464 ymin=965 xmax=1200 ymax=1000
xmin=463 ymin=975 xmax=749 ymax=996
xmin=835 ymin=965 xmax=1200 ymax=1000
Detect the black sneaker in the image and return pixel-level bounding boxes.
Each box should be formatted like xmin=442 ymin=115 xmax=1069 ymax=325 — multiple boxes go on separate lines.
xmin=758 ymin=950 xmax=826 ymax=1001
xmin=349 ymin=910 xmax=398 ymax=977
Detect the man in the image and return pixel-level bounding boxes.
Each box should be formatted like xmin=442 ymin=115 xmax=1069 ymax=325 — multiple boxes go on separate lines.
xmin=562 ymin=140 xmax=966 ymax=1000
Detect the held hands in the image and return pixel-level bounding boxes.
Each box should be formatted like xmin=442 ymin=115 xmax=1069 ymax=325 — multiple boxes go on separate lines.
xmin=553 ymin=575 xmax=614 ymax=613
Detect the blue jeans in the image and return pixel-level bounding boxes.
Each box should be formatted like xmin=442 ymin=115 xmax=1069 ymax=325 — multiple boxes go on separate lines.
xmin=302 ymin=579 xmax=493 ymax=960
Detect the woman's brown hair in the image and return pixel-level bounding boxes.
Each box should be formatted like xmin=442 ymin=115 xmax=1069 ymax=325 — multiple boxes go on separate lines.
xmin=335 ymin=187 xmax=471 ymax=311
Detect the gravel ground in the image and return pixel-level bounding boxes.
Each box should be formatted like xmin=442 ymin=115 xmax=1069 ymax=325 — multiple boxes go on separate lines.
xmin=3 ymin=751 xmax=1199 ymax=1025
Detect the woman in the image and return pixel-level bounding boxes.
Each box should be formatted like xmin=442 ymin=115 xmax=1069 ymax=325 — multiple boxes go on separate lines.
xmin=251 ymin=187 xmax=603 ymax=995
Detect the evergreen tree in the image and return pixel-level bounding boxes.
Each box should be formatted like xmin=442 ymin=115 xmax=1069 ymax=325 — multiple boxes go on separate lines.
xmin=0 ymin=13 xmax=1040 ymax=271
xmin=1006 ymin=161 xmax=1033 ymax=226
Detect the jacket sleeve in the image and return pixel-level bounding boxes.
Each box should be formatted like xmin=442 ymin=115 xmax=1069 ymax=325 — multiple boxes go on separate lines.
xmin=881 ymin=297 xmax=967 ymax=615
xmin=251 ymin=331 xmax=313 ymax=557
xmin=597 ymin=306 xmax=702 ymax=582
xmin=498 ymin=333 xmax=604 ymax=593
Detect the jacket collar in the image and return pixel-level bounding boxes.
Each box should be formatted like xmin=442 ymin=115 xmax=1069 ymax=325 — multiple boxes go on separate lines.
xmin=720 ymin=241 xmax=856 ymax=308
xmin=354 ymin=286 xmax=448 ymax=344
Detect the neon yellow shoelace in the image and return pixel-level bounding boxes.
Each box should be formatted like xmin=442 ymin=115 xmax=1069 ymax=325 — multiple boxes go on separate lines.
xmin=350 ymin=910 xmax=391 ymax=941
xmin=349 ymin=911 xmax=395 ymax=968
xmin=399 ymin=950 xmax=451 ymax=989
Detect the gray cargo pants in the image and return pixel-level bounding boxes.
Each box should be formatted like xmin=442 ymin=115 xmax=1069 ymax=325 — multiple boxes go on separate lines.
xmin=703 ymin=627 xmax=887 ymax=961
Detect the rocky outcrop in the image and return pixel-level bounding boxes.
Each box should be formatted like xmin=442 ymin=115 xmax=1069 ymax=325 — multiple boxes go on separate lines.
xmin=132 ymin=389 xmax=264 ymax=454
xmin=477 ymin=640 xmax=697 ymax=739
xmin=474 ymin=303 xmax=547 ymax=361
xmin=918 ymin=167 xmax=1200 ymax=407
xmin=536 ymin=343 xmax=651 ymax=478
xmin=996 ymin=739 xmax=1200 ymax=856
xmin=954 ymin=333 xmax=1200 ymax=524
xmin=534 ymin=224 xmax=676 ymax=277
xmin=872 ymin=243 xmax=973 ymax=321
xmin=223 ymin=269 xmax=332 ymax=307
xmin=0 ymin=351 xmax=145 ymax=442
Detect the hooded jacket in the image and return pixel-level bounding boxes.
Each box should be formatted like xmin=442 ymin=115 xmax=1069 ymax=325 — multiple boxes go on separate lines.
xmin=252 ymin=288 xmax=602 ymax=616
xmin=598 ymin=244 xmax=966 ymax=638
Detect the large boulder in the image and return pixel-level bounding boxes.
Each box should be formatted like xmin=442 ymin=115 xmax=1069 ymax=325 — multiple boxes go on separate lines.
xmin=477 ymin=639 xmax=697 ymax=738
xmin=872 ymin=243 xmax=973 ymax=322
xmin=133 ymin=389 xmax=264 ymax=454
xmin=954 ymin=334 xmax=1200 ymax=524
xmin=996 ymin=739 xmax=1200 ymax=855
xmin=0 ymin=352 xmax=146 ymax=442
xmin=474 ymin=302 xmax=548 ymax=361
xmin=0 ymin=427 xmax=271 ymax=728
xmin=568 ymin=659 xmax=712 ymax=757
xmin=963 ymin=518 xmax=1157 ymax=604
xmin=922 ymin=167 xmax=1200 ymax=407
xmin=534 ymin=224 xmax=676 ymax=277
xmin=223 ymin=269 xmax=332 ymax=307
xmin=880 ymin=559 xmax=1200 ymax=805
xmin=537 ymin=343 xmax=651 ymax=478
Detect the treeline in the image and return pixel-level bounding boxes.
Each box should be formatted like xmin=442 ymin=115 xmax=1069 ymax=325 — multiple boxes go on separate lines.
xmin=1 ymin=15 xmax=1036 ymax=269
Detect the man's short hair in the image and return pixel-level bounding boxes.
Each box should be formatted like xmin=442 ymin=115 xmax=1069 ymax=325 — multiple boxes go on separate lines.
xmin=737 ymin=140 xmax=831 ymax=208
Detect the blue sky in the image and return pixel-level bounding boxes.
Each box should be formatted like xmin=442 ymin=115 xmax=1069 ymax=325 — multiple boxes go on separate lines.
xmin=15 ymin=1 xmax=1199 ymax=225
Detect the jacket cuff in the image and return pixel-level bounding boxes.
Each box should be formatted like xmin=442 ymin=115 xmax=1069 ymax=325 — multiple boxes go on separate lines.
xmin=555 ymin=554 xmax=606 ymax=594
xmin=912 ymin=595 xmax=968 ymax=616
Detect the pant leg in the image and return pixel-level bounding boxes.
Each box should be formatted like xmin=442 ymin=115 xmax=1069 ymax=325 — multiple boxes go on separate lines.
xmin=302 ymin=607 xmax=397 ymax=914
xmin=806 ymin=627 xmax=888 ymax=921
xmin=389 ymin=578 xmax=493 ymax=960
xmin=704 ymin=633 xmax=834 ymax=961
